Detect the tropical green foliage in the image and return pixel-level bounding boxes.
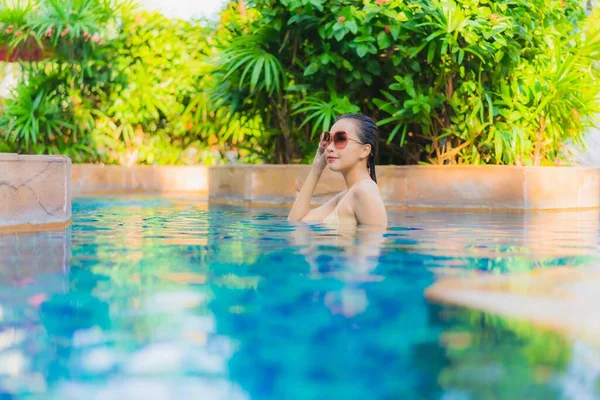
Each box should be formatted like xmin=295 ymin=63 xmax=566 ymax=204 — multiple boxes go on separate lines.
xmin=215 ymin=0 xmax=600 ymax=165
xmin=371 ymin=0 xmax=600 ymax=165
xmin=0 ymin=0 xmax=262 ymax=164
xmin=0 ymin=0 xmax=123 ymax=161
xmin=1 ymin=0 xmax=599 ymax=165
xmin=92 ymin=11 xmax=229 ymax=165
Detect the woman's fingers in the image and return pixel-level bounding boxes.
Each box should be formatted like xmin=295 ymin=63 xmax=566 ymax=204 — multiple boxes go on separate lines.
xmin=317 ymin=132 xmax=329 ymax=155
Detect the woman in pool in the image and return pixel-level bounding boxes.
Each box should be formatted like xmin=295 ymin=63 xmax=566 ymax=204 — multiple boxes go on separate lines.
xmin=288 ymin=113 xmax=387 ymax=226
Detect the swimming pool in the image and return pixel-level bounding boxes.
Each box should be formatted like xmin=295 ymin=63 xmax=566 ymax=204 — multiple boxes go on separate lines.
xmin=1 ymin=196 xmax=599 ymax=399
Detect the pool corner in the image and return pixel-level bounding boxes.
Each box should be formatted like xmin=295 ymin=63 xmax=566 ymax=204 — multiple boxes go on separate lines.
xmin=0 ymin=153 xmax=72 ymax=232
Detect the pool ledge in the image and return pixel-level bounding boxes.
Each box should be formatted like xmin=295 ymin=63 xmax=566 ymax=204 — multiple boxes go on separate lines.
xmin=0 ymin=154 xmax=72 ymax=232
xmin=69 ymin=164 xmax=600 ymax=210
xmin=425 ymin=267 xmax=600 ymax=346
xmin=209 ymin=165 xmax=600 ymax=210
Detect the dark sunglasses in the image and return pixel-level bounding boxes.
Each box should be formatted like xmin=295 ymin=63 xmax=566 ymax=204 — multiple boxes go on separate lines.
xmin=322 ymin=131 xmax=364 ymax=149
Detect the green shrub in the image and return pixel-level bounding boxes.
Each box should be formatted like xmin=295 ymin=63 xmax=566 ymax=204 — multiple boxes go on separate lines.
xmin=0 ymin=1 xmax=263 ymax=164
xmin=0 ymin=0 xmax=129 ymax=162
xmin=215 ymin=0 xmax=600 ymax=165
xmin=2 ymin=0 xmax=599 ymax=166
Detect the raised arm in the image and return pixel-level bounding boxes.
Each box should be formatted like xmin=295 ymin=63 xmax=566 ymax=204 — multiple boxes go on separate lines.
xmin=288 ymin=134 xmax=330 ymax=222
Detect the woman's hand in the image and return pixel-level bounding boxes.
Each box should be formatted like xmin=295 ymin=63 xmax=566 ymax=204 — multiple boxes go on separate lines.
xmin=312 ymin=133 xmax=328 ymax=171
xmin=288 ymin=134 xmax=328 ymax=221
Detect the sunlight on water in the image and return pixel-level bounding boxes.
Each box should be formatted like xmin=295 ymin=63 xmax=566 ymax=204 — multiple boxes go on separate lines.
xmin=0 ymin=196 xmax=599 ymax=399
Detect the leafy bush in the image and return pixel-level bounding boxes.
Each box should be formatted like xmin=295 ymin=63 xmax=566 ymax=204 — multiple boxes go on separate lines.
xmin=0 ymin=0 xmax=128 ymax=161
xmin=91 ymin=11 xmax=219 ymax=164
xmin=0 ymin=1 xmax=263 ymax=164
xmin=372 ymin=0 xmax=600 ymax=165
xmin=1 ymin=0 xmax=599 ymax=166
xmin=215 ymin=0 xmax=600 ymax=165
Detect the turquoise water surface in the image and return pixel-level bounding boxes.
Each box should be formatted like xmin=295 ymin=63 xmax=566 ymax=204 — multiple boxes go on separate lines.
xmin=0 ymin=196 xmax=599 ymax=399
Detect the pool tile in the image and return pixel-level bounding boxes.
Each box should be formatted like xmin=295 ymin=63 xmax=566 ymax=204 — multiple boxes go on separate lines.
xmin=0 ymin=154 xmax=71 ymax=231
xmin=405 ymin=166 xmax=525 ymax=209
xmin=524 ymin=167 xmax=600 ymax=209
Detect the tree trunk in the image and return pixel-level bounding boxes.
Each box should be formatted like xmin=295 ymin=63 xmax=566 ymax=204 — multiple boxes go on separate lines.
xmin=272 ymin=96 xmax=292 ymax=164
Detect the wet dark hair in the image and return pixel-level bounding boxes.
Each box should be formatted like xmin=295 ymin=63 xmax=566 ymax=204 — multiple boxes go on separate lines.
xmin=335 ymin=113 xmax=379 ymax=183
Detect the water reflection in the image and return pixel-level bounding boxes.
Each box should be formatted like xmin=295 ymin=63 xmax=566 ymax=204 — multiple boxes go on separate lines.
xmin=0 ymin=229 xmax=72 ymax=396
xmin=383 ymin=209 xmax=600 ymax=273
xmin=292 ymin=224 xmax=385 ymax=317
xmin=0 ymin=197 xmax=597 ymax=399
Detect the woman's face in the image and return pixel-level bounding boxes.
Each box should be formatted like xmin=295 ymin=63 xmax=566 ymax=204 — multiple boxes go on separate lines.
xmin=325 ymin=119 xmax=370 ymax=173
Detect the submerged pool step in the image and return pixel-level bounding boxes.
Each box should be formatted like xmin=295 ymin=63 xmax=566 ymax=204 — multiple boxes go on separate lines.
xmin=426 ymin=266 xmax=600 ymax=346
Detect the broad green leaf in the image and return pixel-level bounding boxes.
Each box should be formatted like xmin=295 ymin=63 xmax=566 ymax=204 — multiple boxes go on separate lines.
xmin=357 ymin=44 xmax=369 ymax=58
xmin=494 ymin=50 xmax=504 ymax=62
xmin=377 ymin=31 xmax=392 ymax=49
xmin=346 ymin=20 xmax=358 ymax=34
xmin=304 ymin=63 xmax=319 ymax=76
xmin=309 ymin=0 xmax=324 ymax=12
xmin=334 ymin=28 xmax=347 ymax=41
xmin=389 ymin=25 xmax=400 ymax=40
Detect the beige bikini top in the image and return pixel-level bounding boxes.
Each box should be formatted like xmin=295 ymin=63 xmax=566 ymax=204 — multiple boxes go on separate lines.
xmin=322 ymin=179 xmax=376 ymax=226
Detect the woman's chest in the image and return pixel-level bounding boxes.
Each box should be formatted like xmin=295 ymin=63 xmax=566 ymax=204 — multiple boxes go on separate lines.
xmin=333 ymin=198 xmax=357 ymax=225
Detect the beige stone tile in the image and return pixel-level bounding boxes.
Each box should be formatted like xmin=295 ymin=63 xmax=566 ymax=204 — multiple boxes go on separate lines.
xmin=525 ymin=168 xmax=600 ymax=209
xmin=72 ymin=165 xmax=209 ymax=194
xmin=578 ymin=169 xmax=600 ymax=208
xmin=157 ymin=166 xmax=208 ymax=193
xmin=105 ymin=166 xmax=128 ymax=189
xmin=0 ymin=153 xmax=20 ymax=161
xmin=247 ymin=165 xmax=345 ymax=204
xmin=75 ymin=164 xmax=109 ymax=192
xmin=249 ymin=165 xmax=304 ymax=203
xmin=0 ymin=154 xmax=71 ymax=230
xmin=377 ymin=166 xmax=407 ymax=207
xmin=406 ymin=166 xmax=525 ymax=209
xmin=69 ymin=164 xmax=600 ymax=211
xmin=130 ymin=166 xmax=158 ymax=191
xmin=208 ymin=166 xmax=248 ymax=200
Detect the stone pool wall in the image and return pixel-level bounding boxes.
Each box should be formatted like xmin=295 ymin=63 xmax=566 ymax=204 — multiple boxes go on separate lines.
xmin=4 ymin=159 xmax=600 ymax=231
xmin=72 ymin=164 xmax=209 ymax=194
xmin=66 ymin=163 xmax=600 ymax=210
xmin=208 ymin=165 xmax=600 ymax=210
xmin=0 ymin=154 xmax=71 ymax=232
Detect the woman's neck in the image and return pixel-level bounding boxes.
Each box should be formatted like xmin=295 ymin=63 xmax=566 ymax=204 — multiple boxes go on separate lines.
xmin=342 ymin=164 xmax=371 ymax=188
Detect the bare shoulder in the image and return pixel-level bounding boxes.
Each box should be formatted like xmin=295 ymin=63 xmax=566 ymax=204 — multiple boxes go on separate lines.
xmin=352 ymin=180 xmax=387 ymax=226
xmin=354 ymin=180 xmax=381 ymax=196
xmin=352 ymin=180 xmax=383 ymax=203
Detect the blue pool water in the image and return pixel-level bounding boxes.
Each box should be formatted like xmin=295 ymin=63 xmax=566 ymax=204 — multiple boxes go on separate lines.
xmin=1 ymin=196 xmax=600 ymax=399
